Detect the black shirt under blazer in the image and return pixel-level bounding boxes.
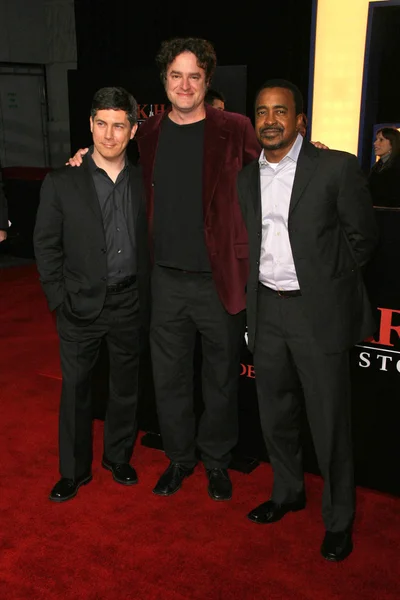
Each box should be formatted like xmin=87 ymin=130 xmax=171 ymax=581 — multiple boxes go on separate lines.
xmin=33 ymin=156 xmax=150 ymax=328
xmin=237 ymin=139 xmax=379 ymax=354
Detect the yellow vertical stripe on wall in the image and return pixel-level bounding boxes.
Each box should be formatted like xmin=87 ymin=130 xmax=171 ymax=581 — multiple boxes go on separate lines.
xmin=311 ymin=0 xmax=386 ymax=154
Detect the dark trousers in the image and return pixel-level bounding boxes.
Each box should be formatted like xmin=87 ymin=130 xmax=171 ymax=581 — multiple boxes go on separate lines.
xmin=56 ymin=285 xmax=141 ymax=480
xmin=254 ymin=284 xmax=355 ymax=533
xmin=150 ymin=265 xmax=245 ymax=469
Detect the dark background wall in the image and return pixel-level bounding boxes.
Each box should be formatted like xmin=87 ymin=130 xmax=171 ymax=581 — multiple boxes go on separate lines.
xmin=73 ymin=0 xmax=314 ymax=120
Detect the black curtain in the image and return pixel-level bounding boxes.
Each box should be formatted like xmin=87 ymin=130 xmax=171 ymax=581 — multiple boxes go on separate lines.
xmin=73 ymin=1 xmax=314 ymax=119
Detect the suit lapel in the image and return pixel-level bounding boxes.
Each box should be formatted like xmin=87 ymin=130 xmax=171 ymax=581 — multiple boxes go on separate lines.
xmin=247 ymin=161 xmax=262 ymax=221
xmin=128 ymin=164 xmax=140 ymax=227
xmin=289 ymin=140 xmax=320 ymax=215
xmin=203 ymin=108 xmax=233 ymax=219
xmin=72 ymin=157 xmax=103 ymax=222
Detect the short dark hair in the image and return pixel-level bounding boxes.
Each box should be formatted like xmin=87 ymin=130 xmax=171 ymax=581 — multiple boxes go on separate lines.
xmin=377 ymin=127 xmax=400 ymax=159
xmin=156 ymin=37 xmax=217 ymax=86
xmin=90 ymin=87 xmax=138 ymax=127
xmin=205 ymin=88 xmax=226 ymax=105
xmin=255 ymin=78 xmax=304 ymax=115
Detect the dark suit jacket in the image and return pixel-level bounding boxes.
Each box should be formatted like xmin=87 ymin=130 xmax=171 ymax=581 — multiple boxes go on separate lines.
xmin=237 ymin=139 xmax=379 ymax=354
xmin=33 ymin=156 xmax=150 ymax=328
xmin=136 ymin=104 xmax=261 ymax=315
xmin=368 ymin=155 xmax=400 ymax=208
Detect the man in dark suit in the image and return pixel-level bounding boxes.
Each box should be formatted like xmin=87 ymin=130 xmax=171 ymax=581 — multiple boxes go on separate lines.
xmin=134 ymin=37 xmax=260 ymax=501
xmin=34 ymin=87 xmax=150 ymax=502
xmin=237 ymin=79 xmax=378 ymax=561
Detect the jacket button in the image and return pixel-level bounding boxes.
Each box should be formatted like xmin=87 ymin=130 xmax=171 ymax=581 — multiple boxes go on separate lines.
xmin=101 ymin=248 xmax=106 ymax=253
xmin=101 ymin=276 xmax=107 ymax=282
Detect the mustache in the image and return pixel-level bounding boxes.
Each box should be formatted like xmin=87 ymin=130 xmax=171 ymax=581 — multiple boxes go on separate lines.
xmin=260 ymin=126 xmax=284 ymax=134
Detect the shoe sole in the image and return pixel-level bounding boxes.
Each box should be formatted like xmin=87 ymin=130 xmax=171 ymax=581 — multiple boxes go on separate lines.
xmin=101 ymin=461 xmax=138 ymax=486
xmin=49 ymin=474 xmax=93 ymax=503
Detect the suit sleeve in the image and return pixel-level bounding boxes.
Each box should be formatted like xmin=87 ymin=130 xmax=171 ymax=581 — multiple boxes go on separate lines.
xmin=33 ymin=173 xmax=64 ymax=311
xmin=337 ymin=154 xmax=379 ymax=267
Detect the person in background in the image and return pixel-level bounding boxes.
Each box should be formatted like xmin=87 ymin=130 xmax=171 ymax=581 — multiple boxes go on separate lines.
xmin=237 ymin=78 xmax=378 ymax=561
xmin=368 ymin=127 xmax=400 ymax=208
xmin=0 ymin=168 xmax=9 ymax=243
xmin=204 ymin=88 xmax=226 ymax=110
xmin=34 ymin=87 xmax=150 ymax=502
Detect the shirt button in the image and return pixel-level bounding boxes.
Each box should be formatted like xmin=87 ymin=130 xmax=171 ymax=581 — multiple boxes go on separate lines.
xmin=117 ymin=249 xmax=122 ymax=254
xmin=101 ymin=276 xmax=107 ymax=282
xmin=101 ymin=248 xmax=106 ymax=253
xmin=116 ymin=227 xmax=120 ymax=232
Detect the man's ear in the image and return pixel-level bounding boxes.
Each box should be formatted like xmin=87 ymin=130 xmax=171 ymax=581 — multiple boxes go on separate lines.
xmin=90 ymin=117 xmax=94 ymax=133
xmin=295 ymin=113 xmax=304 ymax=132
xmin=130 ymin=124 xmax=138 ymax=140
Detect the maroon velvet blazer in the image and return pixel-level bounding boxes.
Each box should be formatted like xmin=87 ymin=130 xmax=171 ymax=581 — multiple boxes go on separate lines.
xmin=136 ymin=104 xmax=260 ymax=315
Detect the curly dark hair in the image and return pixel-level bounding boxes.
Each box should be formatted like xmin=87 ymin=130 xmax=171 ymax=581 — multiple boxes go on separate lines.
xmin=155 ymin=37 xmax=217 ymax=86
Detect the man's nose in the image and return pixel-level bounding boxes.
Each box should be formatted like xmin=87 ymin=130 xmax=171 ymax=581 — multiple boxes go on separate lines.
xmin=180 ymin=76 xmax=191 ymax=90
xmin=104 ymin=125 xmax=113 ymax=138
xmin=264 ymin=113 xmax=276 ymax=125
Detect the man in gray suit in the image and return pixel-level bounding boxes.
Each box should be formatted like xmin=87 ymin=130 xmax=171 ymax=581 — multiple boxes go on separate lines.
xmin=34 ymin=87 xmax=150 ymax=503
xmin=237 ymin=79 xmax=378 ymax=561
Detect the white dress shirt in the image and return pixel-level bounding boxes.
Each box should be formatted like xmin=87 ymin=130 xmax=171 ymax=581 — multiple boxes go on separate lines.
xmin=258 ymin=133 xmax=303 ymax=291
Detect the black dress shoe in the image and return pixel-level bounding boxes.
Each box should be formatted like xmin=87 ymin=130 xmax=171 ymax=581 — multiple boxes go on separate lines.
xmin=247 ymin=498 xmax=306 ymax=524
xmin=49 ymin=473 xmax=92 ymax=503
xmin=207 ymin=468 xmax=232 ymax=501
xmin=102 ymin=458 xmax=138 ymax=485
xmin=153 ymin=462 xmax=194 ymax=496
xmin=321 ymin=530 xmax=353 ymax=562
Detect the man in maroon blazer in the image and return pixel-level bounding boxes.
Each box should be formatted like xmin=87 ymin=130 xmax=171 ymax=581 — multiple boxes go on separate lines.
xmin=135 ymin=37 xmax=260 ymax=500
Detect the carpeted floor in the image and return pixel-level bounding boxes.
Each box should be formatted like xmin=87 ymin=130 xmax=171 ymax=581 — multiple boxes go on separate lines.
xmin=0 ymin=264 xmax=399 ymax=600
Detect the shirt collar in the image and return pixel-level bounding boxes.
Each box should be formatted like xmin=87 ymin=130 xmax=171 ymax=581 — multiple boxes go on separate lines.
xmin=87 ymin=145 xmax=129 ymax=174
xmin=259 ymin=133 xmax=303 ymax=167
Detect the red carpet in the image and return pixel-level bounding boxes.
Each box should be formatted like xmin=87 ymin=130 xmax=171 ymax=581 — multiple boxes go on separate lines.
xmin=1 ymin=264 xmax=399 ymax=600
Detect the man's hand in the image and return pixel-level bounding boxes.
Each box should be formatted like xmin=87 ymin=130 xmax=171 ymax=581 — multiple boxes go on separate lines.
xmin=0 ymin=230 xmax=7 ymax=242
xmin=311 ymin=141 xmax=329 ymax=150
xmin=66 ymin=148 xmax=89 ymax=167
